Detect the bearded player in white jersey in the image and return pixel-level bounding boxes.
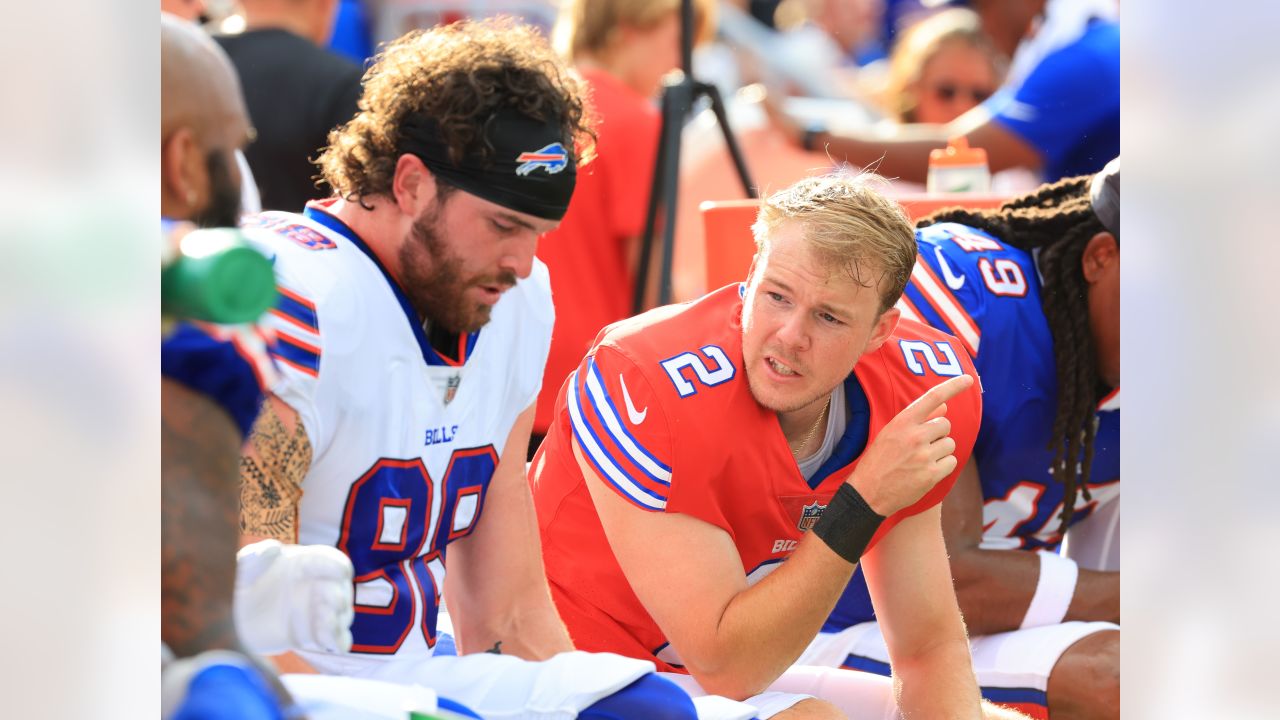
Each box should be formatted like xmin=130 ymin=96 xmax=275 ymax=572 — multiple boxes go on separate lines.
xmin=236 ymin=18 xmax=711 ymax=720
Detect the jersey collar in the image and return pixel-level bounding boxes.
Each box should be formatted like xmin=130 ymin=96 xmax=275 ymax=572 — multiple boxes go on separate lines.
xmin=806 ymin=373 xmax=872 ymax=490
xmin=303 ymin=202 xmax=479 ymax=367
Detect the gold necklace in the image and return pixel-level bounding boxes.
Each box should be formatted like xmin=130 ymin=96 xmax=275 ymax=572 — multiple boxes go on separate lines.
xmin=791 ymin=397 xmax=832 ymax=457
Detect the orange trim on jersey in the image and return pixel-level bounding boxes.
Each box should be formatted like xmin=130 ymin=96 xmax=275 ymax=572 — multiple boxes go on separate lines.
xmin=351 ymin=568 xmax=401 ymax=617
xmin=370 ymin=497 xmax=413 ymax=552
xmin=275 ymin=284 xmax=317 ymax=311
xmin=268 ymin=307 xmax=320 ymax=334
xmin=999 ymin=703 xmax=1047 ymax=720
xmin=1097 ymin=387 xmax=1120 ymax=411
xmin=911 ymin=259 xmax=981 ymax=357
xmin=275 ymin=330 xmax=320 ymax=353
xmin=275 ymin=331 xmax=321 ymax=356
xmin=448 ymin=486 xmax=484 ymax=541
xmin=895 ymin=294 xmax=926 ymax=326
xmin=227 ymin=333 xmax=269 ymax=391
xmin=269 ymin=354 xmax=318 ymax=378
xmin=410 ymin=550 xmax=445 ymax=647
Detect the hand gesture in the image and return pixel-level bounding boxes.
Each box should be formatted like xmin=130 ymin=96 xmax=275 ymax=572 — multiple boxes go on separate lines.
xmin=850 ymin=375 xmax=973 ymax=516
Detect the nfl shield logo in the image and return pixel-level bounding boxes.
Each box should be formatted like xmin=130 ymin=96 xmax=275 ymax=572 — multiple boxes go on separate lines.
xmin=798 ymin=501 xmax=826 ymax=532
xmin=443 ymin=374 xmax=461 ymax=405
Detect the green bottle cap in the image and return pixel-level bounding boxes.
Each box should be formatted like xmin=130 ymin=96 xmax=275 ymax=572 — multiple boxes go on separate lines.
xmin=162 ymin=227 xmax=276 ymax=324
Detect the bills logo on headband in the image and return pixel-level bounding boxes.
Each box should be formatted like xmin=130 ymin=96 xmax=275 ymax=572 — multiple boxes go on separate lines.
xmin=515 ymin=143 xmax=569 ymax=176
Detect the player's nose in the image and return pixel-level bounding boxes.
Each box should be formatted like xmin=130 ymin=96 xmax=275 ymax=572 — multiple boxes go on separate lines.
xmin=773 ymin=311 xmax=810 ymax=352
xmin=500 ymin=232 xmax=538 ymax=280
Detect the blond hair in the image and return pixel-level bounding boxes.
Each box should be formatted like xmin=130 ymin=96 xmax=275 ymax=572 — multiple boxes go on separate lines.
xmin=752 ymin=173 xmax=917 ymax=312
xmin=884 ymin=8 xmax=1006 ymax=122
xmin=553 ymin=0 xmax=716 ymax=61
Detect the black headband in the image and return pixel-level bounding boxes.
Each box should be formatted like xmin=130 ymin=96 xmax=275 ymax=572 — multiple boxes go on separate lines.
xmin=398 ymin=107 xmax=576 ymax=221
xmin=1090 ymin=157 xmax=1119 ymax=238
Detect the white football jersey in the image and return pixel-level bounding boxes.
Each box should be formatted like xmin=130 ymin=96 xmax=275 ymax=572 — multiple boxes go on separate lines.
xmin=244 ymin=202 xmax=553 ymax=676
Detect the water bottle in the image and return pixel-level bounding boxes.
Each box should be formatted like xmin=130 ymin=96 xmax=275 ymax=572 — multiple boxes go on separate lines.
xmin=926 ymin=137 xmax=991 ymax=194
xmin=162 ymin=221 xmax=277 ymax=325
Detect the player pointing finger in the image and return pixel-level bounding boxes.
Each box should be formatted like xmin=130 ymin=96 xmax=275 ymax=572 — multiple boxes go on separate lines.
xmin=852 ymin=373 xmax=975 ymax=517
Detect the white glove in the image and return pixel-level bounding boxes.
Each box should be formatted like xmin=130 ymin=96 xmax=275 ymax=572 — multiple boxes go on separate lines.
xmin=234 ymin=539 xmax=355 ymax=655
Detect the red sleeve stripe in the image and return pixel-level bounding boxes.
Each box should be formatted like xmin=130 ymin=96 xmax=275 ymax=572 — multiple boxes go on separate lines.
xmin=567 ymin=370 xmax=668 ymax=511
xmin=910 ymin=259 xmax=980 ymax=357
xmin=894 ymin=295 xmax=925 ymax=325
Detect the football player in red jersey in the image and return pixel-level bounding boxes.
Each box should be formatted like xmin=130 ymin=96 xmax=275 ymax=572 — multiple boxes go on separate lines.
xmin=532 ymin=173 xmax=1025 ymax=719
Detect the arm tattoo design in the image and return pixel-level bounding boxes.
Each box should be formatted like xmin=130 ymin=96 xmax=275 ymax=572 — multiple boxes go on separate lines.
xmin=240 ymin=398 xmax=311 ymax=542
xmin=161 ymin=379 xmax=244 ymax=657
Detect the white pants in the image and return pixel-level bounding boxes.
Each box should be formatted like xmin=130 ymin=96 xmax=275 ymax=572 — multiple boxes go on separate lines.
xmin=347 ymin=650 xmax=658 ymax=720
xmin=298 ymin=646 xmax=766 ymax=720
xmin=661 ymin=664 xmax=900 ymax=720
xmin=800 ymin=620 xmax=1119 ymax=717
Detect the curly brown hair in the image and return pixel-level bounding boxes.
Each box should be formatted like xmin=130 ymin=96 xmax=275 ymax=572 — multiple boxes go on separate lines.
xmin=918 ymin=176 xmax=1105 ymax=535
xmin=318 ymin=17 xmax=595 ymax=205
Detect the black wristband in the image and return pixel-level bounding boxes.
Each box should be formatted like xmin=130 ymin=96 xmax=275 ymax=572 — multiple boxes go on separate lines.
xmin=811 ymin=484 xmax=885 ymax=564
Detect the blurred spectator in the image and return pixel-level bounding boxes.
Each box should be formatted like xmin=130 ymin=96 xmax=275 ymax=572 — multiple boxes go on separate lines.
xmin=161 ymin=14 xmax=289 ymax=718
xmin=781 ymin=0 xmax=887 ymax=66
xmin=879 ymin=7 xmax=1006 ymax=124
xmin=215 ymin=0 xmax=363 ymax=212
xmin=529 ymin=0 xmax=716 ymax=454
xmin=770 ymin=0 xmax=1118 ymax=183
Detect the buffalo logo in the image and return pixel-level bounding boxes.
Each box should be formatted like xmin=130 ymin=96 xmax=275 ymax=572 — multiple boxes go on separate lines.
xmin=797 ymin=501 xmax=826 ymax=532
xmin=515 ymin=143 xmax=569 ymax=176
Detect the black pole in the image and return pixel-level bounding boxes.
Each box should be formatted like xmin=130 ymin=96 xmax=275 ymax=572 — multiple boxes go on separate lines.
xmin=633 ymin=0 xmax=758 ymax=314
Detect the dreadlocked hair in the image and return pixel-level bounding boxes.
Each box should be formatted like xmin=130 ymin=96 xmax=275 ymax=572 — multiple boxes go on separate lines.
xmin=917 ymin=175 xmax=1105 ymax=536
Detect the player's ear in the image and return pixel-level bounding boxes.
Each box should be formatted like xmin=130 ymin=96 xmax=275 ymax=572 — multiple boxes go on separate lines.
xmin=162 ymin=128 xmax=206 ymax=215
xmin=866 ymin=306 xmax=900 ymax=353
xmin=392 ymin=153 xmax=436 ymax=218
xmin=1081 ymin=231 xmax=1118 ymax=284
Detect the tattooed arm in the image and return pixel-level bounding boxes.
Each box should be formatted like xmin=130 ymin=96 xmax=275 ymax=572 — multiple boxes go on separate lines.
xmin=240 ymin=393 xmax=312 ymax=543
xmin=162 ymin=378 xmax=243 ymax=657
xmin=238 ymin=391 xmax=322 ymax=673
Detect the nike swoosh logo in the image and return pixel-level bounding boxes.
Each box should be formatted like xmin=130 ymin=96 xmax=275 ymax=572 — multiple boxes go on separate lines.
xmin=935 ymin=246 xmax=966 ymax=290
xmin=619 ymin=373 xmax=647 ymax=424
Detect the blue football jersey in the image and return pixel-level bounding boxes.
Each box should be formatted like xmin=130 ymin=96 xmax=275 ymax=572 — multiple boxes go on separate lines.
xmin=162 ymin=321 xmax=277 ymax=440
xmin=824 ymin=222 xmax=1119 ymax=631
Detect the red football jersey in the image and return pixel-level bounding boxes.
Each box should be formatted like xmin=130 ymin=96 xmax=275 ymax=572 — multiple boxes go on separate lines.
xmin=530 ymin=284 xmax=981 ymax=672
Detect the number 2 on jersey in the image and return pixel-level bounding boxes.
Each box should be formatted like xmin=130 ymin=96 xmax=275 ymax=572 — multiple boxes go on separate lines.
xmin=337 ymin=448 xmax=497 ymax=654
xmin=899 ymin=339 xmax=964 ymax=377
xmin=660 ymin=345 xmax=736 ymax=397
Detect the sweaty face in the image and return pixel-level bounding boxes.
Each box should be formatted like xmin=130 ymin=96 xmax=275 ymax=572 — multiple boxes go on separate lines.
xmin=398 ymin=189 xmax=554 ymax=334
xmin=741 ymin=221 xmax=898 ymax=415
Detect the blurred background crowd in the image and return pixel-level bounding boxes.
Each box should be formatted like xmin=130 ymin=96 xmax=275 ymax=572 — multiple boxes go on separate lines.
xmin=159 ymin=0 xmax=1118 ymax=453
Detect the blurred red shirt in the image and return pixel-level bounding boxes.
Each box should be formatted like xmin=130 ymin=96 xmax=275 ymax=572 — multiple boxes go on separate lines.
xmin=534 ymin=66 xmax=661 ymax=436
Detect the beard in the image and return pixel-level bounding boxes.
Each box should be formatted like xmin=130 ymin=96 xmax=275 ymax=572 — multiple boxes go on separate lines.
xmin=190 ymin=150 xmax=242 ymax=229
xmin=399 ymin=206 xmax=517 ymax=334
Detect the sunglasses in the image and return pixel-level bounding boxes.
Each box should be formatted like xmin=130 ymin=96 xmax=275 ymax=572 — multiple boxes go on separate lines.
xmin=928 ymin=83 xmax=995 ymax=103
